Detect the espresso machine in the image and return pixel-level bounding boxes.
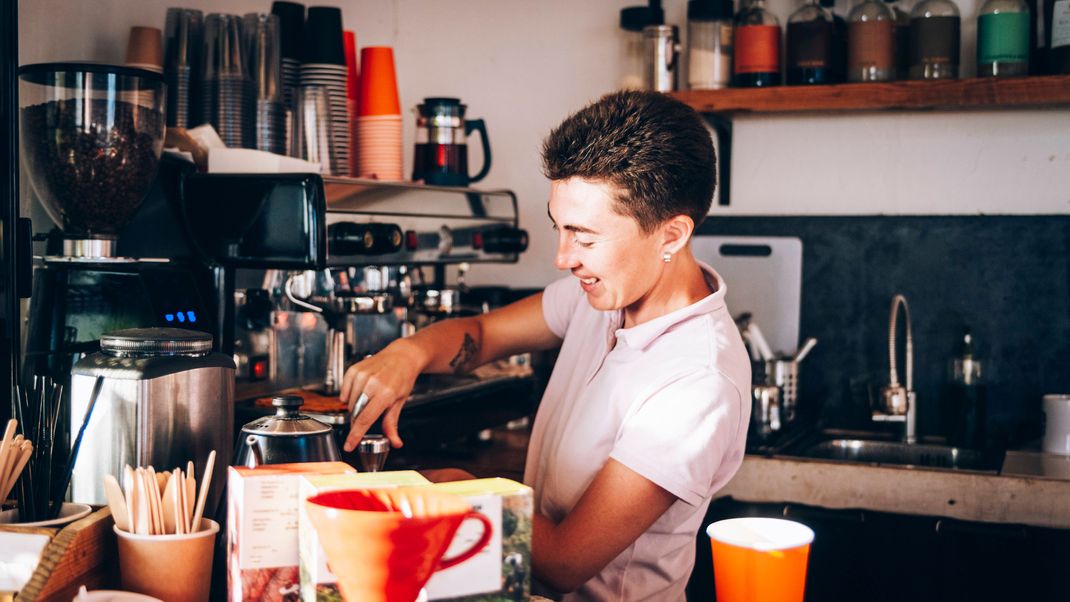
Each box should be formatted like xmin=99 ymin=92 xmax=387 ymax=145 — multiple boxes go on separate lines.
xmin=180 ymin=172 xmax=535 ymax=450
xmin=18 ymin=63 xmax=219 ymax=492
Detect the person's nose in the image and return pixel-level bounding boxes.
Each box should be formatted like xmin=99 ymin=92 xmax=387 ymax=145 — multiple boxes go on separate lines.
xmin=554 ymin=235 xmax=579 ymax=271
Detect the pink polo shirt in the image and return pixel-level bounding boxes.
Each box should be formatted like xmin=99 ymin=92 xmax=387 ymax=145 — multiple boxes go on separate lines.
xmin=524 ymin=263 xmax=751 ymax=601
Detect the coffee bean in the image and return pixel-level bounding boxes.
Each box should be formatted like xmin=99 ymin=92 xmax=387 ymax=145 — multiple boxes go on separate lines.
xmin=21 ymin=99 xmax=164 ymax=237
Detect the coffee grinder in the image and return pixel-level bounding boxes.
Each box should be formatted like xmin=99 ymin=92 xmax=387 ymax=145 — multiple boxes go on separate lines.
xmin=18 ymin=63 xmax=215 ymax=446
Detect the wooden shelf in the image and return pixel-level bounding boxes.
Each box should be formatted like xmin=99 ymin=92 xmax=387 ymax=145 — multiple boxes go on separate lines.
xmin=670 ymin=75 xmax=1070 ymax=114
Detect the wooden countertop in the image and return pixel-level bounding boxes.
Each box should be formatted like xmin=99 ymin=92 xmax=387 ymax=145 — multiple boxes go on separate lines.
xmin=418 ymin=425 xmax=1070 ymax=530
xmin=719 ymin=455 xmax=1070 ymax=530
xmin=387 ymin=421 xmax=531 ymax=483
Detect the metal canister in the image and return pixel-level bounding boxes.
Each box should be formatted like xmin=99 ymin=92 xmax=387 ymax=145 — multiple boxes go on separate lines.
xmin=751 ymin=384 xmax=782 ymax=439
xmin=70 ymin=328 xmax=235 ymax=511
xmin=643 ymin=24 xmax=680 ymax=92
xmin=765 ymin=359 xmax=799 ymax=423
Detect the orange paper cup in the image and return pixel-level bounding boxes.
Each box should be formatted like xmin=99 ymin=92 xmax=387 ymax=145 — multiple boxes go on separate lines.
xmin=344 ymin=31 xmax=359 ymax=100
xmin=707 ymin=517 xmax=814 ymax=602
xmin=126 ymin=26 xmax=163 ymax=71
xmin=358 ymin=46 xmax=400 ymax=117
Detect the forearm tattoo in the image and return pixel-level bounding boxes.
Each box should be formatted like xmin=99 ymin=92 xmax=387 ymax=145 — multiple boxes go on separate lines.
xmin=448 ymin=333 xmax=479 ymax=374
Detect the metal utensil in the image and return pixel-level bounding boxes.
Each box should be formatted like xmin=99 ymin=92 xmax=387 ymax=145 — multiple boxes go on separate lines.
xmin=747 ymin=322 xmax=775 ymax=362
xmin=357 ymin=435 xmax=390 ymax=472
xmin=765 ymin=359 xmax=799 ymax=423
xmin=751 ymin=384 xmax=782 ymax=439
xmin=793 ymin=337 xmax=818 ymax=363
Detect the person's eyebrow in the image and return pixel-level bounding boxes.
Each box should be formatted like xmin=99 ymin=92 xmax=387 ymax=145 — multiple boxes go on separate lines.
xmin=547 ymin=205 xmax=599 ymax=235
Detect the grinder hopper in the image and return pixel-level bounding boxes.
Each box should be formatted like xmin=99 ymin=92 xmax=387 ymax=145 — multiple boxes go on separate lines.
xmin=18 ymin=62 xmax=166 ymax=258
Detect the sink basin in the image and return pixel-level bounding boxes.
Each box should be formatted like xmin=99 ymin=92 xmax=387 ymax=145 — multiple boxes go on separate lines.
xmin=797 ymin=439 xmax=1002 ymax=473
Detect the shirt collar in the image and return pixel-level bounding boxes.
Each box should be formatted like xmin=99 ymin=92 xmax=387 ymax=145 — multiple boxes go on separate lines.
xmin=611 ymin=262 xmax=728 ymax=351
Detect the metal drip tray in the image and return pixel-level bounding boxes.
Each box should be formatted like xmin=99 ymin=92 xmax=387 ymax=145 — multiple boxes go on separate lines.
xmin=797 ymin=439 xmax=1002 ymax=473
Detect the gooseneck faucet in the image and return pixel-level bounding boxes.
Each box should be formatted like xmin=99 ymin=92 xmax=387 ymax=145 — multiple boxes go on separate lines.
xmin=872 ymin=294 xmax=916 ymax=443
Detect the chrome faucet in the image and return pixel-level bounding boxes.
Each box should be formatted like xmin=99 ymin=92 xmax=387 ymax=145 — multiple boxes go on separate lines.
xmin=872 ymin=294 xmax=916 ymax=443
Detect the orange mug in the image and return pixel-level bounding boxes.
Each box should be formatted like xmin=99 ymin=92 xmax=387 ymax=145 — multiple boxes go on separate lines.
xmin=306 ymin=488 xmax=493 ymax=602
xmin=707 ymin=517 xmax=814 ymax=602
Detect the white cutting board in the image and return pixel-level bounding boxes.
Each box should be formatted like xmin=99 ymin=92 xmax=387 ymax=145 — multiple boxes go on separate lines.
xmin=692 ymin=235 xmax=803 ymax=357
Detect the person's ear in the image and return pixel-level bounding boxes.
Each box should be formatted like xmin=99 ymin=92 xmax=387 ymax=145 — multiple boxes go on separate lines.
xmin=661 ymin=215 xmax=695 ymax=256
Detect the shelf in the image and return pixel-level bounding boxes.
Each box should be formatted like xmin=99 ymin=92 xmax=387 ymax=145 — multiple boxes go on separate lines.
xmin=181 ymin=172 xmax=524 ymax=269
xmin=670 ymin=75 xmax=1070 ymax=115
xmin=674 ymin=75 xmax=1070 ymax=207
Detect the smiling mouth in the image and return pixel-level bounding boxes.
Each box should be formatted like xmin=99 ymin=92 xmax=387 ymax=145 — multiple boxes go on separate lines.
xmin=577 ymin=276 xmax=599 ymax=286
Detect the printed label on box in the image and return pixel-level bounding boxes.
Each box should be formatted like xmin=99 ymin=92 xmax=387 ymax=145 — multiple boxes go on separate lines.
xmin=426 ymin=494 xmax=503 ymax=599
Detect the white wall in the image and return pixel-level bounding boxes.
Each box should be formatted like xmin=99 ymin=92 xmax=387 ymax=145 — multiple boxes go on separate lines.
xmin=18 ymin=0 xmax=1070 ymax=288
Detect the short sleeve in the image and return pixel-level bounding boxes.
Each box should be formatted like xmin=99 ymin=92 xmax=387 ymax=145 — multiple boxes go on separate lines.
xmin=609 ymin=370 xmax=744 ymax=507
xmin=541 ymin=276 xmax=584 ymax=339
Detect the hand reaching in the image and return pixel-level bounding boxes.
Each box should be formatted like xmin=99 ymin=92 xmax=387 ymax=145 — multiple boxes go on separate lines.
xmin=339 ymin=341 xmax=422 ymax=452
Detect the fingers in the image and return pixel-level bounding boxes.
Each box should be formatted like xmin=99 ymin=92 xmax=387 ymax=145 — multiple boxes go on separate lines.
xmin=340 ymin=364 xmax=354 ymax=401
xmin=344 ymin=419 xmax=369 ymax=452
xmin=340 ymin=357 xmax=371 ymax=403
xmin=382 ymin=402 xmax=405 ymax=449
xmin=344 ymin=391 xmax=385 ymax=452
xmin=343 ymin=394 xmax=406 ymax=452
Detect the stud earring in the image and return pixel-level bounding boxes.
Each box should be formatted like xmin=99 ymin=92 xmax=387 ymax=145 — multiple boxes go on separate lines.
xmin=662 ymin=251 xmax=672 ymax=263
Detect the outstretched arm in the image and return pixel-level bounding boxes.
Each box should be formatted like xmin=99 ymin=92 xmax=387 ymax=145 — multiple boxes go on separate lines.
xmin=340 ymin=292 xmax=561 ymax=450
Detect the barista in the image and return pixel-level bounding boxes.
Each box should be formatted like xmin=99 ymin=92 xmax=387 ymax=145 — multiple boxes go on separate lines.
xmin=340 ymin=90 xmax=750 ymax=601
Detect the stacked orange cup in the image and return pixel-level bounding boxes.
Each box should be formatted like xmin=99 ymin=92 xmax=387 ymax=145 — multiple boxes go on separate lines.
xmin=356 ymin=46 xmax=403 ymax=181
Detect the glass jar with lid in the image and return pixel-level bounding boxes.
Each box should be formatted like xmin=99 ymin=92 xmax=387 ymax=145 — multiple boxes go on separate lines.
xmin=734 ymin=0 xmax=783 ymax=86
xmin=687 ymin=0 xmax=735 ymax=89
xmin=909 ymin=0 xmax=961 ymax=79
xmin=977 ymin=0 xmax=1030 ymax=76
xmin=848 ymin=0 xmax=897 ymax=81
xmin=787 ymin=0 xmax=836 ymax=85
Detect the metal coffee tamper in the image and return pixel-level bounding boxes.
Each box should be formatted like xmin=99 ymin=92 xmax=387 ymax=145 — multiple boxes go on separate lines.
xmin=358 ymin=434 xmax=390 ymax=472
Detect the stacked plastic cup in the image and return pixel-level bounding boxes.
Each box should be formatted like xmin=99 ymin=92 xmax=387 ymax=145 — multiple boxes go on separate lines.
xmin=300 ymin=7 xmax=349 ymax=175
xmin=243 ymin=13 xmax=286 ymax=155
xmin=356 ymin=46 xmax=403 ymax=181
xmin=271 ymin=1 xmax=304 ymax=112
xmin=344 ymin=31 xmax=359 ymax=177
xmin=289 ymin=85 xmax=334 ymax=172
xmin=202 ymin=13 xmax=250 ymax=148
xmin=163 ymin=8 xmax=203 ymax=128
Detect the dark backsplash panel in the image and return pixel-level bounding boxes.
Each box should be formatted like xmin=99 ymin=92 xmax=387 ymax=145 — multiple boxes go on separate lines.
xmin=697 ymin=215 xmax=1070 ymax=446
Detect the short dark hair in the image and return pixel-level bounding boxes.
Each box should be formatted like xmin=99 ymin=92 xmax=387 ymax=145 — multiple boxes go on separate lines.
xmin=541 ymin=90 xmax=716 ymax=233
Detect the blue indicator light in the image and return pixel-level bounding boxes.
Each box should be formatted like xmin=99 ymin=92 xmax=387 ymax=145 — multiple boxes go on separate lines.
xmin=165 ymin=314 xmax=174 ymax=322
xmin=177 ymin=312 xmax=186 ymax=323
xmin=187 ymin=311 xmax=197 ymax=323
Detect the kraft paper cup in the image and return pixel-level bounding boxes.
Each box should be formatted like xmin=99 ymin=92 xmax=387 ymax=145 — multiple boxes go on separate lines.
xmin=707 ymin=517 xmax=814 ymax=602
xmin=114 ymin=519 xmax=219 ymax=602
xmin=126 ymin=26 xmax=163 ymax=71
xmin=358 ymin=46 xmax=400 ymax=117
